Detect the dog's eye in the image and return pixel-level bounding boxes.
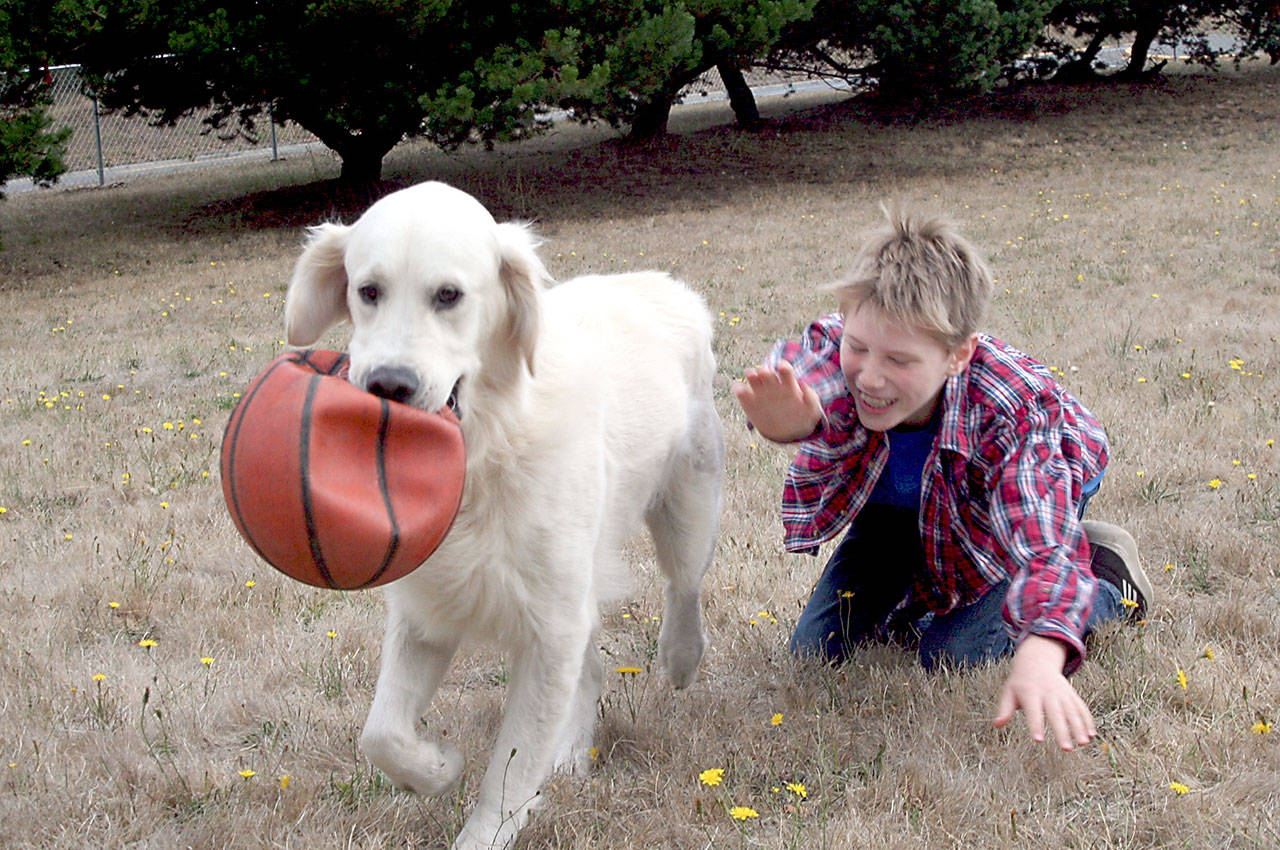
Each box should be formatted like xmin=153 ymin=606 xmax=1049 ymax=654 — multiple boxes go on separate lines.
xmin=435 ymin=286 xmax=462 ymax=308
xmin=358 ymin=284 xmax=381 ymax=305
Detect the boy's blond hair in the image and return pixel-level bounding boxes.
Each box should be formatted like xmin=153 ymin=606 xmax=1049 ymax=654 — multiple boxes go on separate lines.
xmin=826 ymin=205 xmax=994 ymax=349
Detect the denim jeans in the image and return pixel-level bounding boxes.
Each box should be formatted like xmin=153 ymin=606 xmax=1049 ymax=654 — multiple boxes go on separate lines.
xmin=789 ymin=473 xmax=1117 ymax=669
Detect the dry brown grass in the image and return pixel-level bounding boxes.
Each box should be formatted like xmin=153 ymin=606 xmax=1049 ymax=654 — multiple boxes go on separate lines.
xmin=2 ymin=63 xmax=1278 ymax=849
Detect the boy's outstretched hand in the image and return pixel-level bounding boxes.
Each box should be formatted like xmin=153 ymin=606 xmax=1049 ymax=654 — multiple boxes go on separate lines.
xmin=732 ymin=361 xmax=825 ymax=443
xmin=993 ymin=634 xmax=1097 ymax=750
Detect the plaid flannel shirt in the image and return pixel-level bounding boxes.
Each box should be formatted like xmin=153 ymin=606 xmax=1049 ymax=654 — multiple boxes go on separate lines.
xmin=769 ymin=314 xmax=1109 ymax=665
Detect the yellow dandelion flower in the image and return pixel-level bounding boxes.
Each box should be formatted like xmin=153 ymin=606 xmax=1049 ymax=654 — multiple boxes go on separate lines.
xmin=163 ymin=422 xmax=174 ymax=430
xmin=1208 ymin=478 xmax=1222 ymax=489
xmin=0 ymin=507 xmax=7 ymax=515
xmin=1251 ymin=721 xmax=1272 ymax=734
xmin=1176 ymin=669 xmax=1188 ymax=690
xmin=614 ymin=666 xmax=643 ymax=675
xmin=139 ymin=639 xmax=157 ymax=648
xmin=326 ymin=630 xmax=337 ymax=639
xmin=63 ymin=533 xmax=73 ymax=540
xmin=244 ymin=579 xmax=255 ymax=588
xmin=588 ymin=747 xmax=598 ymax=761
xmin=771 ymin=713 xmax=784 ymax=726
xmin=1180 ymin=372 xmax=1192 ymax=379
xmin=729 ymin=806 xmax=759 ymax=820
xmin=201 ymin=657 xmax=214 ymax=666
xmin=1202 ymin=646 xmax=1215 ymax=661
xmin=1163 ymin=563 xmax=1175 ymax=572
xmin=1168 ymin=782 xmax=1190 ymax=795
xmin=1120 ymin=598 xmax=1140 ymax=609
xmin=699 ymin=768 xmax=725 ymax=787
xmin=108 ymin=601 xmax=120 ymax=609
xmin=785 ymin=782 xmax=807 ymax=799
xmin=92 ymin=673 xmax=106 ymax=681
xmin=238 ymin=769 xmax=256 ymax=779
xmin=279 ymin=775 xmax=291 ymax=788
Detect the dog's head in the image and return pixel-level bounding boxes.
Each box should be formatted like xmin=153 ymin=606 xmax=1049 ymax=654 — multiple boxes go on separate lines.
xmin=284 ymin=182 xmax=548 ymax=419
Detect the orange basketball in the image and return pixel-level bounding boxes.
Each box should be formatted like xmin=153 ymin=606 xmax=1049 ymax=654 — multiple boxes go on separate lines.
xmin=220 ymin=350 xmax=465 ymax=589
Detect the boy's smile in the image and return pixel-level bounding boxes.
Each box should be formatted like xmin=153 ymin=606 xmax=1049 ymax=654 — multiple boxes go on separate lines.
xmin=839 ymin=303 xmax=977 ymax=431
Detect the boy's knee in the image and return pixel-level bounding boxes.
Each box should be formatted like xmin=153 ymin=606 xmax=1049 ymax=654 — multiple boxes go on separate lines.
xmin=789 ymin=626 xmax=848 ymax=665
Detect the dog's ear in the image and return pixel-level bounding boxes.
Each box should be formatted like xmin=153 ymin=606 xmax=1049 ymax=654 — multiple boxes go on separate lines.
xmin=285 ymin=223 xmax=352 ymax=346
xmin=495 ymin=222 xmax=549 ymax=375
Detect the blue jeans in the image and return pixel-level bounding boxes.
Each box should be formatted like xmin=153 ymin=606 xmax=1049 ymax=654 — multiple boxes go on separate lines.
xmin=789 ymin=473 xmax=1119 ymax=669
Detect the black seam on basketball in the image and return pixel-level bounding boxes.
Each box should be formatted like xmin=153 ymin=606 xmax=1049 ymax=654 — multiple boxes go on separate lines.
xmin=299 ymin=374 xmax=337 ymax=588
xmin=361 ymin=399 xmax=400 ymax=588
xmin=223 ymin=356 xmax=292 ymax=567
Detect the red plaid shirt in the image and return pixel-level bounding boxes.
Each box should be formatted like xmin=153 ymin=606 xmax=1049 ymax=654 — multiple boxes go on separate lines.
xmin=770 ymin=315 xmax=1109 ymax=663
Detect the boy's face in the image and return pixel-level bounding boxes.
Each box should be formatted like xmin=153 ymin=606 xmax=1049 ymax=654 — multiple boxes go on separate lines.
xmin=839 ymin=303 xmax=977 ymax=431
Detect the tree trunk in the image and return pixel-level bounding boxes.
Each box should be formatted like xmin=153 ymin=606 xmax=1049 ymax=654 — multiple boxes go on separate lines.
xmin=1122 ymin=16 xmax=1165 ymax=78
xmin=335 ymin=142 xmax=387 ymax=185
xmin=717 ymin=62 xmax=760 ymax=127
xmin=629 ymin=95 xmax=673 ymax=140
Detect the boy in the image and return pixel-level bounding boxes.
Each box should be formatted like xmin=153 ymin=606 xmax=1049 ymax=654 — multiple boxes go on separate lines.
xmin=733 ymin=206 xmax=1151 ymax=751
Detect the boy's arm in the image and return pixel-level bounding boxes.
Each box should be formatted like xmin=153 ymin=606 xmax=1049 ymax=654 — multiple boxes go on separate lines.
xmin=984 ymin=405 xmax=1100 ymax=748
xmin=732 ymin=361 xmax=824 ymax=443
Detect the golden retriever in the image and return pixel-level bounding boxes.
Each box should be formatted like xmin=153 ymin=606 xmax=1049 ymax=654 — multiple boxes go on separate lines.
xmin=284 ymin=181 xmax=724 ymax=849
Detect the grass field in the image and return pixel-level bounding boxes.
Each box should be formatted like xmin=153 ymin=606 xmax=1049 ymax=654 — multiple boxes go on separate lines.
xmin=1 ymin=63 xmax=1278 ymax=849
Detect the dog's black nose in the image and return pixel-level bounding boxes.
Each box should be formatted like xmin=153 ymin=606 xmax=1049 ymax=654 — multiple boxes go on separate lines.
xmin=365 ymin=366 xmax=420 ymax=404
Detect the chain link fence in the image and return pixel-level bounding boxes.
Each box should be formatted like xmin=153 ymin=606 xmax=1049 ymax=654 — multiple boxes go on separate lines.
xmin=44 ymin=64 xmax=321 ymax=183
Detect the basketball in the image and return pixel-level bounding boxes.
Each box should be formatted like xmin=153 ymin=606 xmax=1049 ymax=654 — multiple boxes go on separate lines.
xmin=220 ymin=350 xmax=466 ymax=589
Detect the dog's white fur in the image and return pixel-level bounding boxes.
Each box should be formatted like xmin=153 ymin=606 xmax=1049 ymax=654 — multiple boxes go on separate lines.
xmin=284 ymin=181 xmax=724 ymax=850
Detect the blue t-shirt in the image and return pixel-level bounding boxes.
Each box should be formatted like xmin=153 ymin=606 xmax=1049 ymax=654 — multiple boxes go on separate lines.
xmin=867 ymin=415 xmax=940 ymax=510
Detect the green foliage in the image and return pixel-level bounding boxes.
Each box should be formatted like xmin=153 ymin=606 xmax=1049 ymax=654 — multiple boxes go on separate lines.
xmin=75 ymin=0 xmax=609 ymax=182
xmin=559 ymin=0 xmax=816 ymax=135
xmin=0 ymin=0 xmax=77 ymax=195
xmin=775 ymin=0 xmax=1053 ymax=100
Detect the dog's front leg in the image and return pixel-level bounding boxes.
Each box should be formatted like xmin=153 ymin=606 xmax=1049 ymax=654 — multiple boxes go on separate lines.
xmin=361 ymin=614 xmax=462 ymax=796
xmin=453 ymin=619 xmax=589 ymax=850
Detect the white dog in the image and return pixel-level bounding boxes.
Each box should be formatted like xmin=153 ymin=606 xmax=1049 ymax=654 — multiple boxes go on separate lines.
xmin=284 ymin=181 xmax=724 ymax=849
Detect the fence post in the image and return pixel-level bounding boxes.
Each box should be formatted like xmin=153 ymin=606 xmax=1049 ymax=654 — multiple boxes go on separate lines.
xmin=92 ymin=93 xmax=105 ymax=186
xmin=269 ymin=103 xmax=279 ymax=161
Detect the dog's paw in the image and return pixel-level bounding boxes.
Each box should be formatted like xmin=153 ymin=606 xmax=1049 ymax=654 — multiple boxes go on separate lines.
xmin=657 ymin=624 xmax=707 ymax=689
xmin=552 ymin=738 xmax=594 ymax=776
xmin=361 ymin=729 xmax=463 ymax=796
xmin=452 ymin=807 xmax=532 ymax=850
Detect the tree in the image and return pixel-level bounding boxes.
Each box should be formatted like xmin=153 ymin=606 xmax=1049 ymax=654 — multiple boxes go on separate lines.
xmin=560 ymin=0 xmax=816 ymax=139
xmin=1222 ymin=0 xmax=1280 ymax=64
xmin=770 ymin=0 xmax=1053 ymax=102
xmin=76 ymin=0 xmax=606 ymax=184
xmin=1044 ymin=0 xmax=1234 ymax=81
xmin=0 ymin=0 xmax=74 ymax=196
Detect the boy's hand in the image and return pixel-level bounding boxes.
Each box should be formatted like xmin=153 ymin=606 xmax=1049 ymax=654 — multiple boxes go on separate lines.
xmin=732 ymin=361 xmax=825 ymax=443
xmin=993 ymin=634 xmax=1097 ymax=751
